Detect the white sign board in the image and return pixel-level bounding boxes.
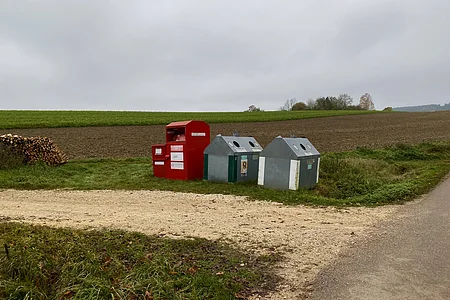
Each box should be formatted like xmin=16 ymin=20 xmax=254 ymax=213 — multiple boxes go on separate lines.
xmin=171 ymin=162 xmax=184 ymax=170
xmin=170 ymin=145 xmax=183 ymax=151
xmin=170 ymin=152 xmax=184 ymax=162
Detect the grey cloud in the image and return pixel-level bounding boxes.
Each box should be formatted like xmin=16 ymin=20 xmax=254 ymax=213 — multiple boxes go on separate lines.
xmin=1 ymin=0 xmax=449 ymax=111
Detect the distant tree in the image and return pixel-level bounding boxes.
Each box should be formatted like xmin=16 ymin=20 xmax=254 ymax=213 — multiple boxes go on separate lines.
xmin=315 ymin=96 xmax=340 ymax=110
xmin=292 ymin=102 xmax=308 ymax=110
xmin=279 ymin=98 xmax=297 ymax=111
xmin=306 ymin=98 xmax=316 ymax=110
xmin=314 ymin=97 xmax=327 ymax=110
xmin=247 ymin=105 xmax=263 ymax=112
xmin=291 ymin=94 xmax=358 ymax=110
xmin=336 ymin=94 xmax=353 ymax=109
xmin=359 ymin=93 xmax=375 ymax=110
xmin=383 ymin=107 xmax=393 ymax=112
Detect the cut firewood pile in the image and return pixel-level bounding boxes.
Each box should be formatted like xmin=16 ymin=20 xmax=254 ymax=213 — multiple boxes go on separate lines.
xmin=0 ymin=134 xmax=68 ymax=166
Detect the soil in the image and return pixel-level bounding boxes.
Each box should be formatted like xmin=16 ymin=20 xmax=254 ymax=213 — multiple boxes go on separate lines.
xmin=5 ymin=111 xmax=450 ymax=159
xmin=0 ymin=189 xmax=398 ymax=299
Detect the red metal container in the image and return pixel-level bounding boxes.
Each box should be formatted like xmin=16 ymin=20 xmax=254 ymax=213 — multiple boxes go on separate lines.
xmin=151 ymin=144 xmax=166 ymax=178
xmin=164 ymin=120 xmax=210 ymax=180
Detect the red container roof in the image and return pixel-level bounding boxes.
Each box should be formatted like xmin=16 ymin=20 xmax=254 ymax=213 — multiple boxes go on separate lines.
xmin=166 ymin=120 xmax=192 ymax=127
xmin=166 ymin=120 xmax=208 ymax=128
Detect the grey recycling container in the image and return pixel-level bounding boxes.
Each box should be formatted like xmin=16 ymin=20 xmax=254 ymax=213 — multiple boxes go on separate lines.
xmin=204 ymin=135 xmax=263 ymax=183
xmin=258 ymin=136 xmax=320 ymax=190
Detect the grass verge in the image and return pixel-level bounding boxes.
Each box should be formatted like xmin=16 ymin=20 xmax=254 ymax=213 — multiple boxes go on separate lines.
xmin=0 ymin=222 xmax=280 ymax=299
xmin=0 ymin=110 xmax=378 ymax=129
xmin=0 ymin=142 xmax=449 ymax=206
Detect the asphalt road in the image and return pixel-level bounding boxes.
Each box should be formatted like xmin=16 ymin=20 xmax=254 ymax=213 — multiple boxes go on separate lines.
xmin=310 ymin=174 xmax=450 ymax=300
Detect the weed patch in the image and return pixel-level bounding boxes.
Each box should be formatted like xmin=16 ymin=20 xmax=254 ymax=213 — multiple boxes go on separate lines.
xmin=0 ymin=223 xmax=280 ymax=299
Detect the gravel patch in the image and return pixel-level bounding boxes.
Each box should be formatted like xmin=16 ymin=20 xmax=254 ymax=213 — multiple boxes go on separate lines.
xmin=0 ymin=189 xmax=398 ymax=299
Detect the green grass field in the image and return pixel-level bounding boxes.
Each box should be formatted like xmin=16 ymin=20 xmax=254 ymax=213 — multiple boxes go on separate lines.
xmin=1 ymin=142 xmax=449 ymax=206
xmin=0 ymin=110 xmax=378 ymax=129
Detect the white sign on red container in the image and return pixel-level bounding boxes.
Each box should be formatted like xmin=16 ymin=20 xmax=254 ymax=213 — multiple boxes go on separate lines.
xmin=170 ymin=152 xmax=184 ymax=162
xmin=171 ymin=162 xmax=184 ymax=170
xmin=191 ymin=132 xmax=206 ymax=136
xmin=171 ymin=145 xmax=183 ymax=151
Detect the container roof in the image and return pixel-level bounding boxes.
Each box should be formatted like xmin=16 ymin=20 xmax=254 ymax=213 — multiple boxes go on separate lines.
xmin=166 ymin=120 xmax=193 ymax=127
xmin=166 ymin=120 xmax=209 ymax=128
xmin=283 ymin=137 xmax=320 ymax=157
xmin=204 ymin=135 xmax=263 ymax=155
xmin=260 ymin=136 xmax=320 ymax=159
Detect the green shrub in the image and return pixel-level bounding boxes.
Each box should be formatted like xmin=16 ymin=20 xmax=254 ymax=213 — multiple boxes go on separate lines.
xmin=292 ymin=102 xmax=308 ymax=110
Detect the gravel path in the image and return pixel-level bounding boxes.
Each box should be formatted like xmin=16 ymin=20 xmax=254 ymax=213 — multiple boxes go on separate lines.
xmin=0 ymin=190 xmax=398 ymax=299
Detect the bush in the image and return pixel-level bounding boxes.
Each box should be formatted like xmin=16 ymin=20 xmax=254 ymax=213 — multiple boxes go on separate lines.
xmin=292 ymin=102 xmax=308 ymax=110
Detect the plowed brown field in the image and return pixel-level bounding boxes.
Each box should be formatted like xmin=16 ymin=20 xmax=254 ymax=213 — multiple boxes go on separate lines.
xmin=6 ymin=111 xmax=450 ymax=159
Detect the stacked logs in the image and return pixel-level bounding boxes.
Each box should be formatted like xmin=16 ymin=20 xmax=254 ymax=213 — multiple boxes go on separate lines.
xmin=0 ymin=134 xmax=68 ymax=166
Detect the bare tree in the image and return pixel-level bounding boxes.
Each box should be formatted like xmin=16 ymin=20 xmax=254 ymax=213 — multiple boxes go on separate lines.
xmin=306 ymin=98 xmax=316 ymax=109
xmin=359 ymin=93 xmax=375 ymax=110
xmin=279 ymin=98 xmax=297 ymax=111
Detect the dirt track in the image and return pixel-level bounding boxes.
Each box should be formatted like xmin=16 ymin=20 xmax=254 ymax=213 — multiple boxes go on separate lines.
xmin=0 ymin=189 xmax=398 ymax=299
xmin=6 ymin=111 xmax=450 ymax=159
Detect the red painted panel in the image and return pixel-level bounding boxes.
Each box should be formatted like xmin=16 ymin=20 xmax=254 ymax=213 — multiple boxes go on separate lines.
xmin=152 ymin=120 xmax=211 ymax=180
xmin=151 ymin=144 xmax=166 ymax=178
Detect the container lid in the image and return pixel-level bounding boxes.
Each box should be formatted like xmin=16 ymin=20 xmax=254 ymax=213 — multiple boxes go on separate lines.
xmin=204 ymin=135 xmax=263 ymax=155
xmin=260 ymin=136 xmax=319 ymax=159
xmin=283 ymin=137 xmax=320 ymax=157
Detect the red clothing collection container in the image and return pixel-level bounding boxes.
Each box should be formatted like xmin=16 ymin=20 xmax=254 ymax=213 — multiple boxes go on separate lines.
xmin=152 ymin=120 xmax=210 ymax=180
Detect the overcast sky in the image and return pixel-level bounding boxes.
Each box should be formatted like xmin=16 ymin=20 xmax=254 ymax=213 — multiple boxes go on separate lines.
xmin=1 ymin=0 xmax=449 ymax=111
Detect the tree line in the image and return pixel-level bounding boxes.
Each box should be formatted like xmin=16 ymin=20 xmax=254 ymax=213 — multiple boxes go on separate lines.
xmin=279 ymin=93 xmax=375 ymax=111
xmin=394 ymin=103 xmax=450 ymax=112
